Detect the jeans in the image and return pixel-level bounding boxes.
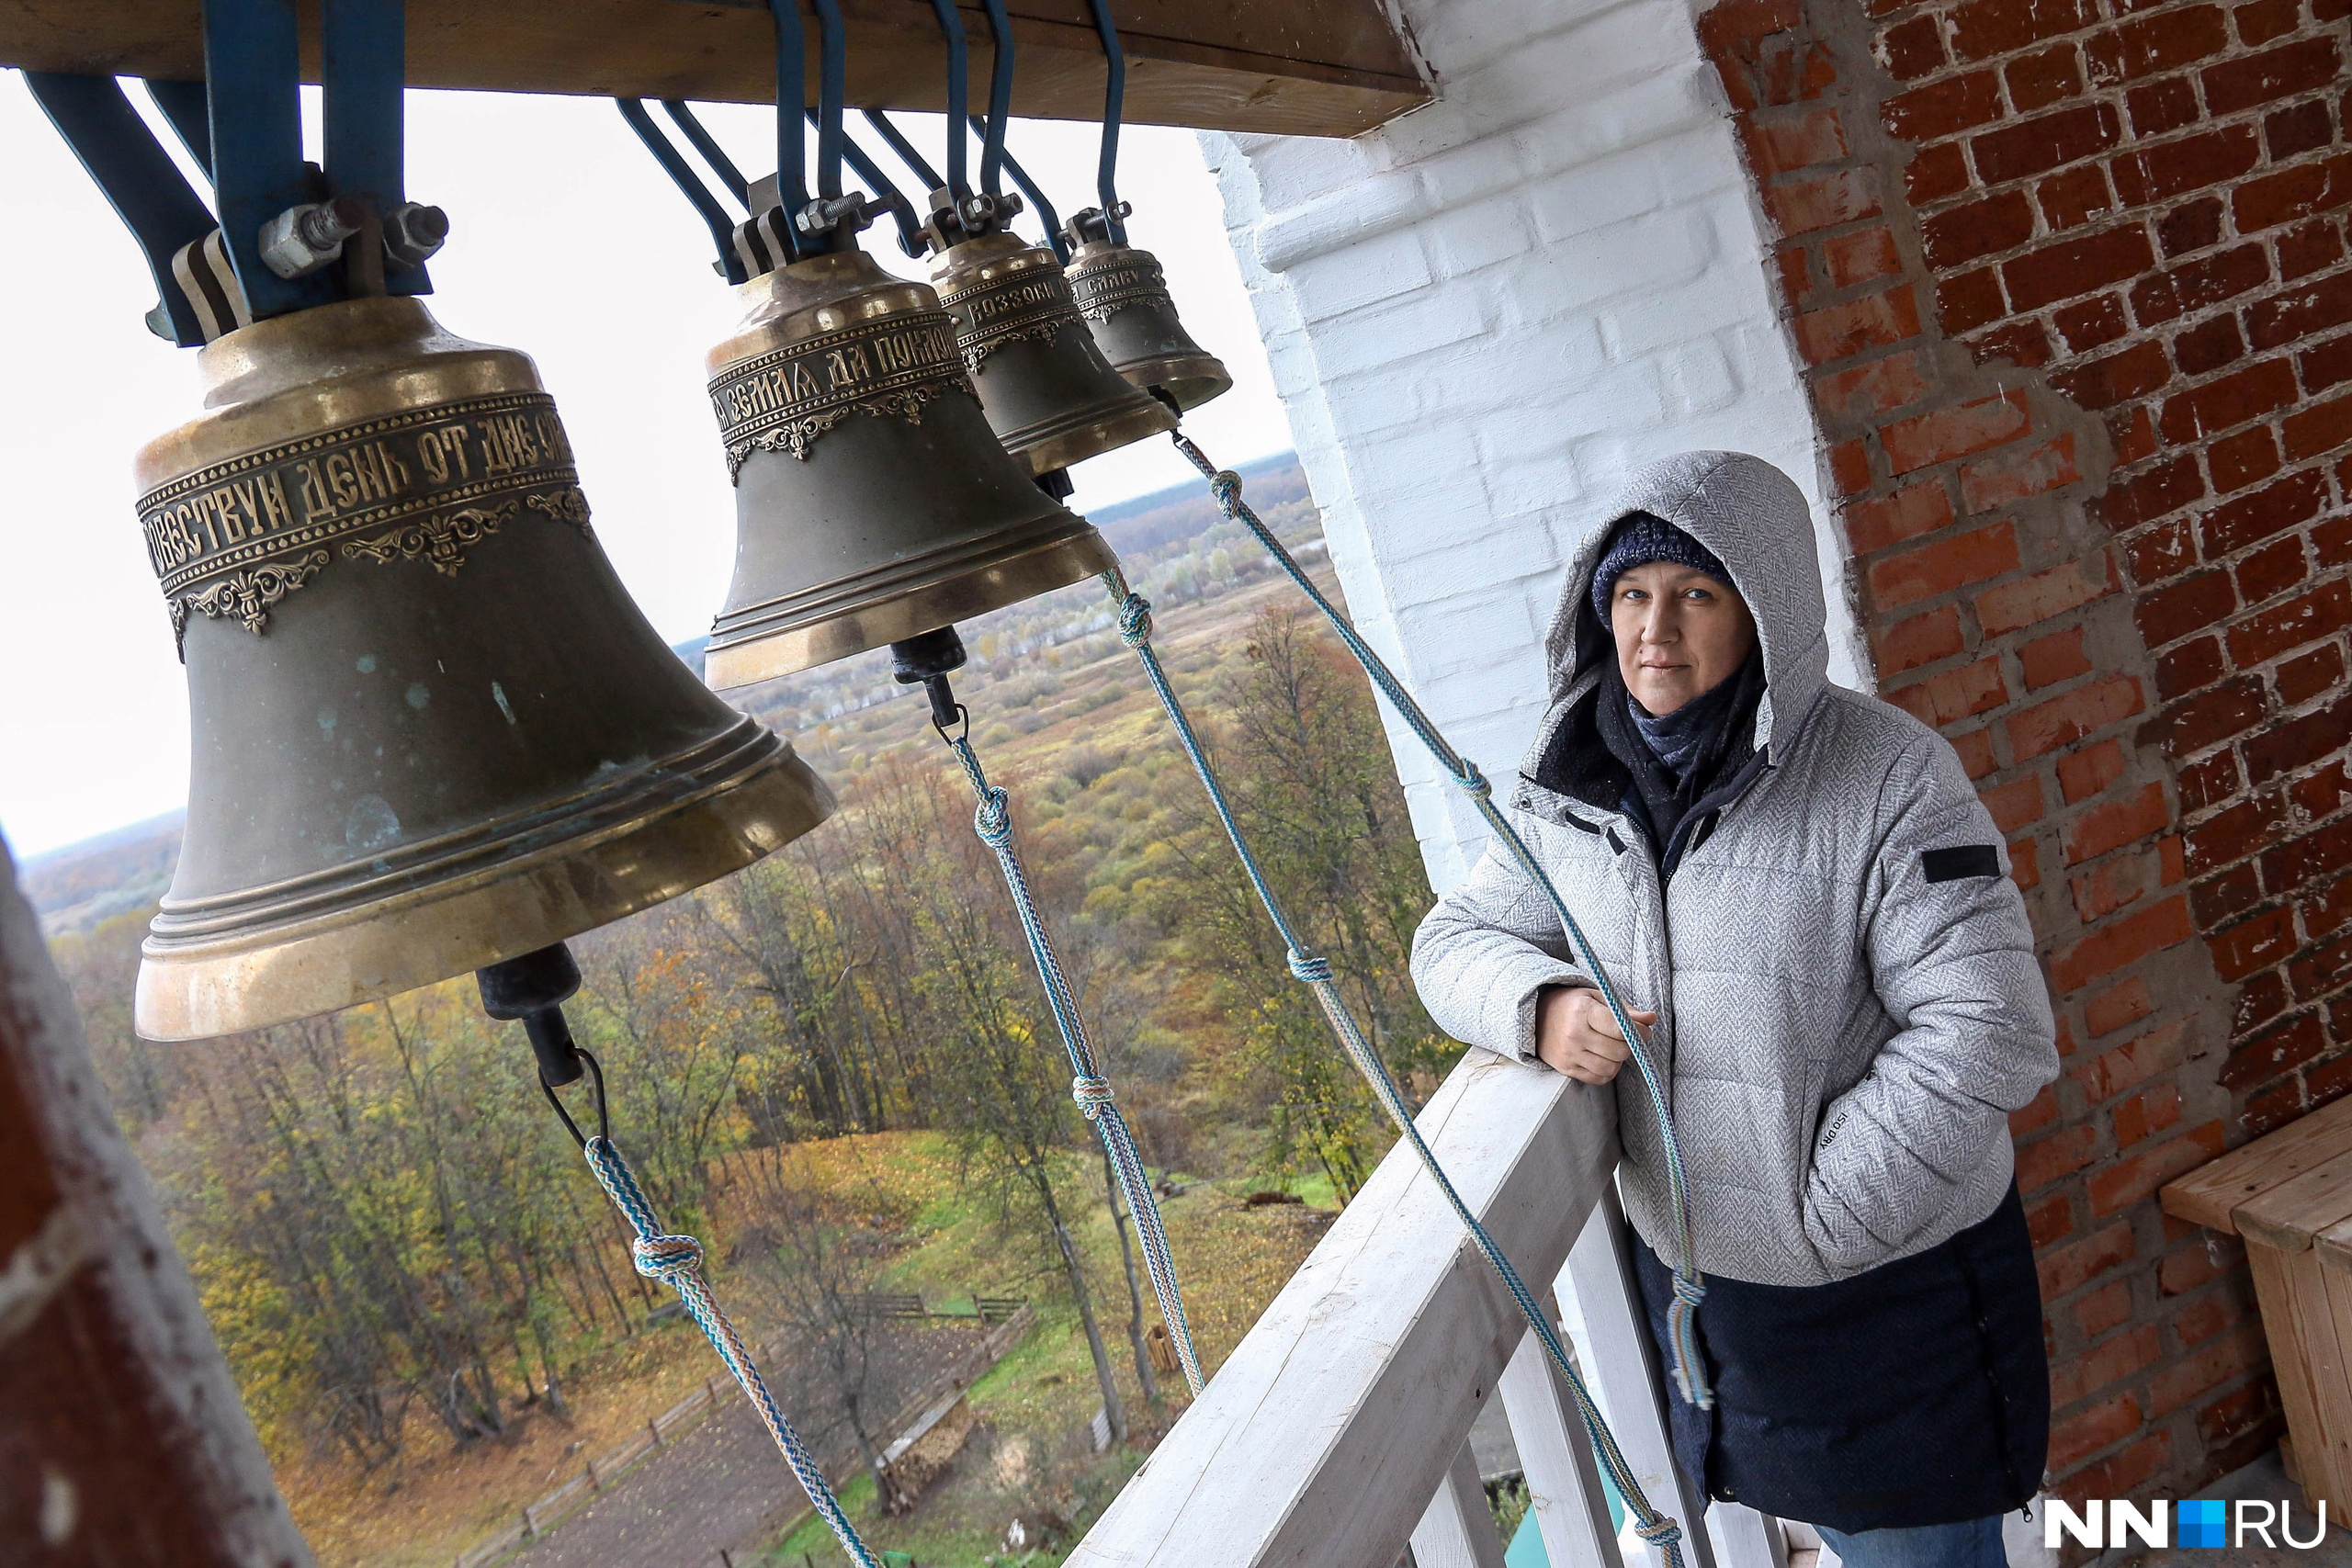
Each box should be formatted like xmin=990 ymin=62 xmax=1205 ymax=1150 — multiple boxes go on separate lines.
xmin=1815 ymin=1514 xmax=2008 ymax=1568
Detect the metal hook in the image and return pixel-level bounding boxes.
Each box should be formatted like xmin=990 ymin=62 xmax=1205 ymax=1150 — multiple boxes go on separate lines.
xmin=923 ymin=0 xmax=970 ymax=201
xmin=768 ymin=0 xmax=810 ymax=261
xmin=540 ymin=1045 xmax=610 ymax=1149
xmin=618 ymin=98 xmax=750 ymax=283
xmin=1086 ymin=0 xmax=1128 ymax=244
xmin=975 ymin=0 xmax=1014 ymax=201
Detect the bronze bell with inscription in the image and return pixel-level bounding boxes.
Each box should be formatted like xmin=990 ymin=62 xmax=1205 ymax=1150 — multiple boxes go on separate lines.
xmin=701 ymin=244 xmax=1116 ymax=687
xmin=133 ymin=295 xmax=835 ymax=1041
xmin=927 ymin=226 xmax=1175 ymax=476
xmin=1062 ymin=210 xmax=1231 ymax=414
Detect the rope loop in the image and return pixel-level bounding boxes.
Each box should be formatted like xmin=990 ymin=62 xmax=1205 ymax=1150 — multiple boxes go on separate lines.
xmin=1286 ymin=950 xmax=1334 ymax=985
xmin=1672 ymin=1275 xmax=1707 ymax=1307
xmin=1634 ymin=1517 xmax=1686 ymax=1548
xmin=972 ymin=784 xmax=1013 ymax=848
xmin=1115 ymin=591 xmax=1153 ymax=649
xmin=1070 ymin=1073 xmax=1116 ymax=1117
xmin=1210 ymin=468 xmax=1242 ymax=512
xmin=1450 ymin=759 xmax=1493 ymax=802
xmin=632 ymin=1232 xmax=705 ymax=1282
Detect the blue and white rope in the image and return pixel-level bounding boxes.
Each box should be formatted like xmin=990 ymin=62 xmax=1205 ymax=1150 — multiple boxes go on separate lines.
xmin=1169 ymin=431 xmax=1715 ymax=1413
xmin=1106 ymin=568 xmax=1690 ymax=1567
xmin=943 ymin=731 xmax=1207 ymax=1395
xmin=580 ymin=1135 xmax=882 ymax=1568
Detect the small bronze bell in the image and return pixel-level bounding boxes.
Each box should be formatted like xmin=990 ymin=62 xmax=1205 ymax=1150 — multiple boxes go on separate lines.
xmin=702 ymin=244 xmax=1116 ymax=688
xmin=927 ymin=228 xmax=1175 ymax=476
xmin=1064 ymin=219 xmax=1232 ymax=413
xmin=134 ymin=296 xmax=834 ymax=1041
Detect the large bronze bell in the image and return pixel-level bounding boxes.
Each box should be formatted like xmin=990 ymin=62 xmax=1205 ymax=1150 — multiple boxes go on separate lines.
xmin=702 ymin=244 xmax=1116 ymax=687
xmin=927 ymin=229 xmax=1175 ymax=476
xmin=1065 ymin=231 xmax=1232 ymax=413
xmin=134 ymin=296 xmax=834 ymax=1041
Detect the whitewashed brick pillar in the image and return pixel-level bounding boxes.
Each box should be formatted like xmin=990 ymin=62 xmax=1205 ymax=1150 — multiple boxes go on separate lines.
xmin=1201 ymin=0 xmax=1862 ymax=894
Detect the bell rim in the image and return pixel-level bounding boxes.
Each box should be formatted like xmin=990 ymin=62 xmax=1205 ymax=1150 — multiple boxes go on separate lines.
xmin=133 ymin=728 xmax=836 ymax=1041
xmin=153 ymin=715 xmax=775 ymax=931
xmin=1112 ymin=353 xmax=1235 ymax=413
xmin=1002 ymin=391 xmax=1179 ymax=476
xmin=707 ymin=527 xmax=1120 ymax=689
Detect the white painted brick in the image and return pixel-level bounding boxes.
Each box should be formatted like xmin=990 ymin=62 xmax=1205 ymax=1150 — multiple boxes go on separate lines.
xmin=1207 ymin=0 xmax=1845 ymax=888
xmin=1663 ymin=338 xmax=1741 ymax=417
xmin=1284 ymin=228 xmax=1434 ymax=321
xmin=1309 ymin=290 xmax=1490 ymax=380
xmin=1429 ymin=194 xmax=1539 ymax=277
xmin=1525 ymin=155 xmax=1667 ymax=247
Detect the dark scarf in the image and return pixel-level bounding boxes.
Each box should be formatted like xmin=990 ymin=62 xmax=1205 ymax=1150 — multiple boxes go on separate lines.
xmin=1592 ymin=648 xmax=1767 ymax=857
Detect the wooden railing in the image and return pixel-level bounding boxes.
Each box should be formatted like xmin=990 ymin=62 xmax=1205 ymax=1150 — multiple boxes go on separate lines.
xmin=1066 ymin=1049 xmax=1793 ymax=1568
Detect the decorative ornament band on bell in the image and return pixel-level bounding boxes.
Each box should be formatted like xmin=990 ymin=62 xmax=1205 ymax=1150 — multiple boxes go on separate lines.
xmin=700 ymin=246 xmax=1117 ymax=689
xmin=927 ymin=230 xmax=1175 ymax=475
xmin=1064 ymin=239 xmax=1232 ymax=413
xmin=133 ymin=295 xmax=836 ymax=1042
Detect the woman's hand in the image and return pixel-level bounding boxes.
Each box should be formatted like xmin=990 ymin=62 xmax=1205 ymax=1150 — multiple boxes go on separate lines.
xmin=1534 ymin=987 xmax=1657 ymax=1084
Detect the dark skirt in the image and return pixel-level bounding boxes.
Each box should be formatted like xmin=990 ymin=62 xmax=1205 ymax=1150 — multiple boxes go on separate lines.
xmin=1629 ymin=1184 xmax=2050 ymax=1534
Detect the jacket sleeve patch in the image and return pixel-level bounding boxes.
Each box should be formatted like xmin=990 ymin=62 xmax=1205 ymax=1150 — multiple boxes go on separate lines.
xmin=1922 ymin=844 xmax=2001 ymax=883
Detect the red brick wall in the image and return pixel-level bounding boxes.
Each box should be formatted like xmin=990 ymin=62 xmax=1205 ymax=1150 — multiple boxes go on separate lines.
xmin=1702 ymin=0 xmax=2349 ymax=1501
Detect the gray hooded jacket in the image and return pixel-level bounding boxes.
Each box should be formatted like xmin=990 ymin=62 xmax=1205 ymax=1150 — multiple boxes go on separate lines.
xmin=1408 ymin=451 xmax=2059 ymax=1287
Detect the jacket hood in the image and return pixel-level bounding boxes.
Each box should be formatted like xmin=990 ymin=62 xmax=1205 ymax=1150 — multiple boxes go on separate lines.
xmin=1539 ymin=450 xmax=1830 ymax=761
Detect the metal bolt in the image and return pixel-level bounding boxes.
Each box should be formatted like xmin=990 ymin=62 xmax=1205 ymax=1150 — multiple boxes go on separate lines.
xmin=382 ymin=202 xmax=450 ymax=269
xmin=960 ymin=190 xmax=1023 ymax=230
xmin=793 ymin=192 xmax=877 ymax=240
xmin=257 ymin=197 xmax=367 ymax=279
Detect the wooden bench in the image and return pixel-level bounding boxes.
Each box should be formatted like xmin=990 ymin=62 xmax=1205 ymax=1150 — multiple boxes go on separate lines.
xmin=2161 ymin=1095 xmax=2352 ymax=1504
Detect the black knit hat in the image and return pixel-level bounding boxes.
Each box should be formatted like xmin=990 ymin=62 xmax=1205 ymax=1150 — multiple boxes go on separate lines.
xmin=1589 ymin=511 xmax=1737 ymax=624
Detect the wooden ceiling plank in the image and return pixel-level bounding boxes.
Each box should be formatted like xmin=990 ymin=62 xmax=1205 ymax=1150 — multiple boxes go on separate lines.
xmin=0 ymin=0 xmax=1428 ymax=138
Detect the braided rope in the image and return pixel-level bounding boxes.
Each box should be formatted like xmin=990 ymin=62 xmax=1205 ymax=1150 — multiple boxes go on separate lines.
xmin=580 ymin=1136 xmax=881 ymax=1568
xmin=1104 ymin=565 xmax=1689 ymax=1567
xmin=942 ymin=732 xmax=1207 ymax=1395
xmin=1173 ymin=433 xmax=1715 ymax=1412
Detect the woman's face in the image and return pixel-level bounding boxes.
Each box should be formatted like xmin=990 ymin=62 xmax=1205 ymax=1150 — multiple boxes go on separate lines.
xmin=1607 ymin=562 xmax=1758 ymax=716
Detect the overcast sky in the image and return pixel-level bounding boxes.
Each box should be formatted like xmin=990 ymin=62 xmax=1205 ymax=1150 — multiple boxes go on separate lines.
xmin=0 ymin=79 xmax=1293 ymax=859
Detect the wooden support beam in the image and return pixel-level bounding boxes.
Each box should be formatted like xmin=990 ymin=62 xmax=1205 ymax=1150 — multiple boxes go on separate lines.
xmin=0 ymin=1 xmax=1429 ymax=138
xmin=0 ymin=834 xmax=311 ymax=1563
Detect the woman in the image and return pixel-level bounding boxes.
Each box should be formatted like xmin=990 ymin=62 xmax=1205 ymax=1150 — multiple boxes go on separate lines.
xmin=1410 ymin=451 xmax=2057 ymax=1567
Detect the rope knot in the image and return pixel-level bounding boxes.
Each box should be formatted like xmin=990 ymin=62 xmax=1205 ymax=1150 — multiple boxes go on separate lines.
xmin=1210 ymin=469 xmax=1242 ymax=512
xmin=1633 ymin=1517 xmax=1684 ymax=1548
xmin=1451 ymin=761 xmax=1493 ymax=802
xmin=1672 ymin=1275 xmax=1707 ymax=1307
xmin=1115 ymin=592 xmax=1153 ymax=648
xmin=1070 ymin=1074 xmax=1116 ymax=1118
xmin=632 ymin=1232 xmax=704 ymax=1283
xmin=972 ymin=785 xmax=1012 ymax=848
xmin=1286 ymin=950 xmax=1334 ymax=985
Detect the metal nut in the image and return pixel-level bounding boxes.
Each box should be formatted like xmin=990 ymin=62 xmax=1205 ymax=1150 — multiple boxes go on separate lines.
xmin=257 ymin=197 xmax=367 ymax=279
xmin=382 ymin=202 xmax=449 ymax=269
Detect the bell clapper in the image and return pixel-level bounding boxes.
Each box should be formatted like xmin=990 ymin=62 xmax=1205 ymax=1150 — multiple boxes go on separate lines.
xmin=889 ymin=626 xmax=972 ymax=739
xmin=477 ymin=942 xmax=589 ymax=1089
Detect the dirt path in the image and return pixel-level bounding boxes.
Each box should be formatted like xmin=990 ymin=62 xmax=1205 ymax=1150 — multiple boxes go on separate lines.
xmin=513 ymin=1321 xmax=993 ymax=1568
xmin=515 ymin=1393 xmax=804 ymax=1568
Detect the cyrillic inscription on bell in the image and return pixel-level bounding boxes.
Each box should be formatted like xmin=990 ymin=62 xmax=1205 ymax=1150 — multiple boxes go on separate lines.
xmin=1065 ymin=240 xmax=1233 ymax=413
xmin=701 ymin=247 xmax=1117 ymax=689
xmin=927 ymin=231 xmax=1175 ymax=475
xmin=134 ymin=295 xmax=835 ymax=1042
